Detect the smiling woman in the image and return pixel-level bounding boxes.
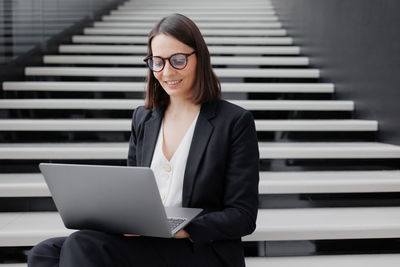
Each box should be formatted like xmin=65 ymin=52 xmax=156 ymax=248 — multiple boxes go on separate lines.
xmin=149 ymin=34 xmax=198 ymax=102
xmin=28 ymin=13 xmax=259 ymax=267
xmin=144 ymin=13 xmax=221 ymax=109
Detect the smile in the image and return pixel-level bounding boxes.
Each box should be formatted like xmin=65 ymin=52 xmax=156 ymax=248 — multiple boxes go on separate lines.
xmin=165 ymin=80 xmax=182 ymax=85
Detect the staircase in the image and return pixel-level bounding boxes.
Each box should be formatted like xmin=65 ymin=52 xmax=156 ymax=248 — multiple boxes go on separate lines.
xmin=1 ymin=0 xmax=400 ymax=265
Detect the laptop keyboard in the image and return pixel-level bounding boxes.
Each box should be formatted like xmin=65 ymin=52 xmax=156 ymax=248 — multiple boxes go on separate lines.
xmin=167 ymin=217 xmax=187 ymax=231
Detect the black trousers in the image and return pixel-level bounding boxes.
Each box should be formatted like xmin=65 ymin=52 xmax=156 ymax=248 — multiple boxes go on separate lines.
xmin=28 ymin=230 xmax=223 ymax=267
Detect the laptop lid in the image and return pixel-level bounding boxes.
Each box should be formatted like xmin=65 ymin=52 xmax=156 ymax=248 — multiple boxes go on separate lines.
xmin=39 ymin=163 xmax=202 ymax=238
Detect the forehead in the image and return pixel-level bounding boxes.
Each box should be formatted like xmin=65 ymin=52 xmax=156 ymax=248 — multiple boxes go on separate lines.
xmin=151 ymin=33 xmax=193 ymax=57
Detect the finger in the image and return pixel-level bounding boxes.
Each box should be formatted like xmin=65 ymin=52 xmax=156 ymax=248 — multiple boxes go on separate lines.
xmin=123 ymin=234 xmax=140 ymax=237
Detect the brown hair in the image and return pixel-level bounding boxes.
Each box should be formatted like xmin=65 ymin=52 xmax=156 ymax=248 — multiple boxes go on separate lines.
xmin=144 ymin=13 xmax=221 ymax=110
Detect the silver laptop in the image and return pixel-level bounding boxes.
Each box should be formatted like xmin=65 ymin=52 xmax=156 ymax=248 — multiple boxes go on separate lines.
xmin=39 ymin=163 xmax=202 ymax=238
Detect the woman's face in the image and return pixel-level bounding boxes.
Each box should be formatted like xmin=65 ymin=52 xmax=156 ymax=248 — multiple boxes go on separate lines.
xmin=151 ymin=33 xmax=197 ymax=100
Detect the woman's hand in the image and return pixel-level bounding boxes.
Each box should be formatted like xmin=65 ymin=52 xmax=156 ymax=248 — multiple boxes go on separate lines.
xmin=173 ymin=229 xmax=190 ymax=239
xmin=123 ymin=234 xmax=140 ymax=237
xmin=123 ymin=230 xmax=189 ymax=238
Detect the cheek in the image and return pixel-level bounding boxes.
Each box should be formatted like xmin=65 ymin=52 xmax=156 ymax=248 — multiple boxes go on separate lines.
xmin=184 ymin=63 xmax=197 ymax=82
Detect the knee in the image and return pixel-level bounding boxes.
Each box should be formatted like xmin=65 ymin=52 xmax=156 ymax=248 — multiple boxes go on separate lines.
xmin=28 ymin=237 xmax=66 ymax=265
xmin=63 ymin=230 xmax=107 ymax=250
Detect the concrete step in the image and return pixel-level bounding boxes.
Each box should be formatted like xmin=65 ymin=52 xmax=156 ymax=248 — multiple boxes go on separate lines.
xmin=258 ymin=142 xmax=400 ymax=159
xmin=1 ymin=207 xmax=400 ymax=246
xmin=0 ymin=99 xmax=354 ymax=111
xmin=117 ymin=6 xmax=274 ymax=10
xmin=2 ymin=82 xmax=334 ymax=93
xmin=83 ymin=28 xmax=287 ymax=36
xmin=2 ymin=170 xmax=400 ymax=197
xmin=245 ymin=254 xmax=400 ymax=267
xmin=4 ymin=255 xmax=400 ymax=267
xmin=93 ymin=21 xmax=283 ymax=29
xmin=260 ymin=170 xmax=400 ymax=194
xmin=121 ymin=1 xmax=272 ymax=6
xmin=121 ymin=2 xmax=272 ymax=8
xmin=43 ymin=55 xmax=309 ymax=66
xmin=0 ymin=119 xmax=378 ymax=132
xmin=0 ymin=142 xmax=399 ymax=160
xmin=102 ymin=15 xmax=279 ymax=22
xmin=24 ymin=67 xmax=319 ymax=78
xmin=110 ymin=10 xmax=276 ymax=16
xmin=62 ymin=44 xmax=298 ymax=53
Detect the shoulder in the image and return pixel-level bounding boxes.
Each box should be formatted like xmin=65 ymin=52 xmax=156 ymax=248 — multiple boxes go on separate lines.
xmin=217 ymin=99 xmax=248 ymax=113
xmin=130 ymin=106 xmax=158 ymax=130
xmin=215 ymin=99 xmax=253 ymax=122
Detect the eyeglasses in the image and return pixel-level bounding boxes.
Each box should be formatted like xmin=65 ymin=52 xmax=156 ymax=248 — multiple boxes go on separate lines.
xmin=143 ymin=51 xmax=196 ymax=72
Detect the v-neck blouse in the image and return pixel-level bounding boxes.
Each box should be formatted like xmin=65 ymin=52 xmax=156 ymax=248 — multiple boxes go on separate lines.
xmin=150 ymin=112 xmax=199 ymax=207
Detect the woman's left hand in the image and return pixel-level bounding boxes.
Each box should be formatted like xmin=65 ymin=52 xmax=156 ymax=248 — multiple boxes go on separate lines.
xmin=173 ymin=229 xmax=190 ymax=239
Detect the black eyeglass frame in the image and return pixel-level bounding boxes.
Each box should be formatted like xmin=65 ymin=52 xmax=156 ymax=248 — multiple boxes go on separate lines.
xmin=143 ymin=51 xmax=196 ymax=72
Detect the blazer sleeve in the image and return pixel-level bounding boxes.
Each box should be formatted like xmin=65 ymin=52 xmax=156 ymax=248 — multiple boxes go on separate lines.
xmin=185 ymin=110 xmax=260 ymax=246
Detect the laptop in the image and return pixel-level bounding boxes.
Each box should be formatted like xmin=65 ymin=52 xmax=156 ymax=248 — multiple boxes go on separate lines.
xmin=39 ymin=163 xmax=202 ymax=238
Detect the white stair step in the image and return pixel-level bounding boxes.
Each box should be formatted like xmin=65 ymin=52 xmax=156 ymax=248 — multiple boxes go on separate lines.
xmin=0 ymin=142 xmax=129 ymax=160
xmin=24 ymin=67 xmax=319 ymax=78
xmin=0 ymin=212 xmax=75 ymax=247
xmin=102 ymin=15 xmax=279 ymax=22
xmin=43 ymin=55 xmax=309 ymax=66
xmin=0 ymin=173 xmax=49 ymax=197
xmin=248 ymin=207 xmax=400 ymax=241
xmin=118 ymin=5 xmax=274 ymax=10
xmin=2 ymin=207 xmax=400 ymax=246
xmin=121 ymin=3 xmax=272 ymax=8
xmin=120 ymin=1 xmax=272 ymax=6
xmin=3 ymin=170 xmax=400 ymax=197
xmin=83 ymin=28 xmax=287 ymax=36
xmin=245 ymin=254 xmax=400 ymax=267
xmin=0 ymin=119 xmax=377 ymax=132
xmin=2 ymin=82 xmax=334 ymax=93
xmin=121 ymin=2 xmax=272 ymax=7
xmin=114 ymin=6 xmax=275 ymax=11
xmin=110 ymin=10 xmax=276 ymax=16
xmin=258 ymin=142 xmax=400 ymax=159
xmin=93 ymin=21 xmax=283 ymax=29
xmin=62 ymin=44 xmax=298 ymax=53
xmin=256 ymin=120 xmax=377 ymax=131
xmin=0 ymin=142 xmax=399 ymax=160
xmin=260 ymin=170 xmax=400 ymax=194
xmin=0 ymin=99 xmax=353 ymax=111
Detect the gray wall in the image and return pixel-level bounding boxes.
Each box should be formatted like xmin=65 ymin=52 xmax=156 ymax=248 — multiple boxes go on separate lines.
xmin=271 ymin=0 xmax=400 ymax=145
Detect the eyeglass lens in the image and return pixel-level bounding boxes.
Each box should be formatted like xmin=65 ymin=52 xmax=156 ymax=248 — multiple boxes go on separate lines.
xmin=149 ymin=53 xmax=188 ymax=71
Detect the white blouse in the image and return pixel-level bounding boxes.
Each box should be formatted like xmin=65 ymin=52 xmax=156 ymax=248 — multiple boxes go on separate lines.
xmin=150 ymin=112 xmax=199 ymax=207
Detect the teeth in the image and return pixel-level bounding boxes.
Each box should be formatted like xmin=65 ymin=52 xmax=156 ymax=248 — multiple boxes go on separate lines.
xmin=166 ymin=80 xmax=181 ymax=85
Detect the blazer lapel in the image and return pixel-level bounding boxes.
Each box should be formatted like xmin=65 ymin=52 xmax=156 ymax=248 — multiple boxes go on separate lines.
xmin=182 ymin=101 xmax=217 ymax=207
xmin=141 ymin=107 xmax=165 ymax=167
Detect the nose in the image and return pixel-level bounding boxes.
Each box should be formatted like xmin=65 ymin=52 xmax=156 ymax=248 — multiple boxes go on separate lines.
xmin=162 ymin=60 xmax=176 ymax=76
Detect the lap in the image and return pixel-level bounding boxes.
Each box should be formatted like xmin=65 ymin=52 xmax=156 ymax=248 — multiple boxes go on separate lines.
xmin=29 ymin=230 xmax=222 ymax=267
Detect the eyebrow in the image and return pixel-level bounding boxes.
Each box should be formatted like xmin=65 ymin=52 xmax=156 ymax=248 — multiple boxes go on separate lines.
xmin=151 ymin=51 xmax=193 ymax=58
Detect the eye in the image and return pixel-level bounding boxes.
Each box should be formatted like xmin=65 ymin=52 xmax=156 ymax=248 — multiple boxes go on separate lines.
xmin=152 ymin=57 xmax=163 ymax=67
xmin=171 ymin=54 xmax=186 ymax=66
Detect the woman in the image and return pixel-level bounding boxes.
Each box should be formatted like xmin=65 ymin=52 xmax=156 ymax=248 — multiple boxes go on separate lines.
xmin=28 ymin=13 xmax=259 ymax=267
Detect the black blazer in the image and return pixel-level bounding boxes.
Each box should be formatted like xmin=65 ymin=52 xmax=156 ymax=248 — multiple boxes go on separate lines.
xmin=128 ymin=100 xmax=259 ymax=267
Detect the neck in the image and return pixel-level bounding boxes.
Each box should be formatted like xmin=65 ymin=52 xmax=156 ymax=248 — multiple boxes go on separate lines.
xmin=167 ymin=96 xmax=200 ymax=115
